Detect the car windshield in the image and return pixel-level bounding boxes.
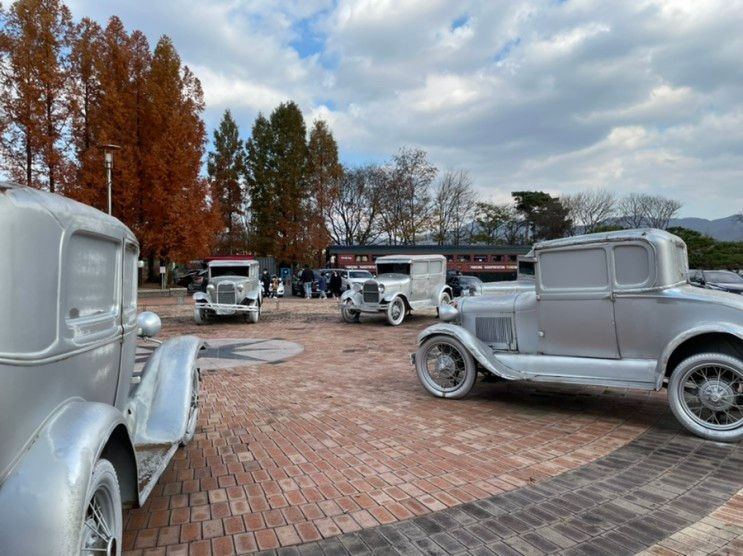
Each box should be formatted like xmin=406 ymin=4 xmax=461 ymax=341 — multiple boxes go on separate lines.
xmin=459 ymin=276 xmax=481 ymax=285
xmin=211 ymin=265 xmax=251 ymax=278
xmin=704 ymin=271 xmax=743 ymax=283
xmin=350 ymin=271 xmax=372 ymax=279
xmin=376 ymin=263 xmax=410 ymax=275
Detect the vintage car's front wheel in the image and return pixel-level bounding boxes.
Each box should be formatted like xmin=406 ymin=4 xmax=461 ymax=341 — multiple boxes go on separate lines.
xmin=387 ymin=297 xmax=406 ymax=326
xmin=668 ymin=352 xmax=743 ymax=442
xmin=194 ymin=305 xmax=207 ymax=325
xmin=341 ymin=300 xmax=360 ymax=323
xmin=416 ymin=335 xmax=477 ymax=399
xmin=79 ymin=458 xmax=122 ymax=556
xmin=181 ymin=365 xmax=201 ymax=446
xmin=247 ymin=301 xmax=260 ymax=324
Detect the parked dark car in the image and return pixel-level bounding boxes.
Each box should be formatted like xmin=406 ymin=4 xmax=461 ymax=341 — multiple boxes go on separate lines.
xmin=689 ymin=269 xmax=743 ymax=294
xmin=291 ymin=270 xmax=322 ymax=297
xmin=447 ymin=272 xmax=482 ymax=297
xmin=186 ymin=269 xmax=208 ymax=294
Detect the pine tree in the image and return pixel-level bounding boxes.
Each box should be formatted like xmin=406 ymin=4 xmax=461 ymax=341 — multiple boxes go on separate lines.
xmin=207 ymin=109 xmax=246 ymax=253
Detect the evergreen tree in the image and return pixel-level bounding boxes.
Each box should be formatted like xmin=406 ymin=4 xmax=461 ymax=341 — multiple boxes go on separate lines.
xmin=245 ymin=113 xmax=276 ymax=257
xmin=270 ymin=101 xmax=308 ymax=265
xmin=208 ymin=109 xmax=246 ymax=253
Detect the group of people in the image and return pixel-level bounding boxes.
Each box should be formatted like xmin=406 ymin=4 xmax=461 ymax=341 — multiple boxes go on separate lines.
xmin=260 ymin=270 xmax=283 ymax=298
xmin=299 ymin=266 xmax=344 ymax=299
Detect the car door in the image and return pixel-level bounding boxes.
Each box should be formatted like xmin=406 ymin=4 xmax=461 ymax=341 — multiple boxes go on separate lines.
xmin=537 ymin=245 xmax=619 ymax=360
xmin=411 ymin=261 xmax=428 ymax=302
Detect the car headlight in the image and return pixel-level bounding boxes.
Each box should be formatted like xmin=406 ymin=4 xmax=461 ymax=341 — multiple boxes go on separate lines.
xmin=207 ymin=284 xmax=215 ymax=291
xmin=237 ymin=284 xmax=244 ymax=292
xmin=378 ymin=284 xmax=385 ymax=294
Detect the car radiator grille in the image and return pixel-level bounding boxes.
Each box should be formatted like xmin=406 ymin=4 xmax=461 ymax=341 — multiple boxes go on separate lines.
xmin=217 ymin=283 xmax=236 ymax=304
xmin=363 ymin=283 xmax=379 ymax=304
xmin=476 ymin=316 xmax=513 ymax=349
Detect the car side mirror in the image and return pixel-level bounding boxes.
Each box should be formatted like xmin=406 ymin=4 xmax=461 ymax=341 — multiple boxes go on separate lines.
xmin=137 ymin=311 xmax=162 ymax=339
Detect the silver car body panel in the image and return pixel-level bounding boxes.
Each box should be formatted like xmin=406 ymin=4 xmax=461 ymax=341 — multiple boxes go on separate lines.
xmin=0 ymin=401 xmax=131 ymax=555
xmin=341 ymin=254 xmax=449 ymax=316
xmin=416 ymin=228 xmax=743 ymax=391
xmin=0 ymin=182 xmax=203 ymax=553
xmin=194 ymin=259 xmax=261 ymax=316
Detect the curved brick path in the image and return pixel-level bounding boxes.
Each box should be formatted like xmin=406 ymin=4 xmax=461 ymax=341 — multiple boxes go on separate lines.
xmin=124 ymin=300 xmax=742 ymax=555
xmin=295 ymin=416 xmax=742 ymax=555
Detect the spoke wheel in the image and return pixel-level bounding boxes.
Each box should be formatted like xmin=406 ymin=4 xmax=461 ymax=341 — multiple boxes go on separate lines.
xmin=80 ymin=459 xmax=122 ymax=556
xmin=669 ymin=352 xmax=743 ymax=442
xmin=181 ymin=366 xmax=201 ymax=446
xmin=416 ymin=335 xmax=477 ymax=398
xmin=341 ymin=300 xmax=360 ymax=323
xmin=437 ymin=292 xmax=452 ymax=318
xmin=194 ymin=306 xmax=206 ymax=325
xmin=387 ymin=297 xmax=406 ymax=326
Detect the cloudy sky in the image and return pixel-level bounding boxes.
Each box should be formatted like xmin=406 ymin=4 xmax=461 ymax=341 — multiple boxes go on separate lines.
xmin=67 ymin=0 xmax=743 ymax=218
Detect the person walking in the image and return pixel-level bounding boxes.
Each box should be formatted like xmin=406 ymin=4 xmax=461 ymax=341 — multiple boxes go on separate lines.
xmin=261 ymin=269 xmax=271 ymax=297
xmin=318 ymin=272 xmax=328 ymax=300
xmin=300 ymin=265 xmax=314 ymax=299
xmin=329 ymin=270 xmax=343 ymax=298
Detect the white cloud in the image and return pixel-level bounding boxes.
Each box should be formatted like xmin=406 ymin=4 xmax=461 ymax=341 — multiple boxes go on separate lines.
xmin=65 ymin=0 xmax=743 ymax=218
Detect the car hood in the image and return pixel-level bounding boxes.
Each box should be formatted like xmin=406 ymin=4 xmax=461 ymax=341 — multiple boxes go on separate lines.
xmin=367 ymin=274 xmax=409 ymax=292
xmin=707 ymin=282 xmax=743 ymax=293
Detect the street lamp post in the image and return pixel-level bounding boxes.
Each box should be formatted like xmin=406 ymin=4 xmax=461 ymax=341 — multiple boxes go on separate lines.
xmin=99 ymin=144 xmax=121 ymax=215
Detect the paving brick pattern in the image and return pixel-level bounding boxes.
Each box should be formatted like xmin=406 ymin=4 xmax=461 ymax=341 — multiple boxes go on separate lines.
xmin=292 ymin=416 xmax=742 ymax=555
xmin=123 ymin=299 xmax=742 ymax=555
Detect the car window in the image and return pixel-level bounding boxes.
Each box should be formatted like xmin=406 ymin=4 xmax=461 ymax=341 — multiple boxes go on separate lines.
xmin=211 ymin=265 xmax=251 ymax=277
xmin=614 ymin=245 xmax=652 ymax=287
xmin=377 ymin=263 xmax=410 ymax=275
xmin=540 ymin=248 xmax=608 ymax=290
xmin=349 ymin=271 xmax=371 ymax=279
xmin=429 ymin=260 xmax=443 ymax=274
xmin=412 ymin=261 xmax=428 ymax=276
xmin=65 ymin=232 xmax=119 ymax=320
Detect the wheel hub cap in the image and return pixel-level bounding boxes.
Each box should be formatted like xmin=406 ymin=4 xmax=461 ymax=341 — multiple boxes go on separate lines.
xmin=699 ymin=380 xmax=734 ymax=411
xmin=437 ymin=354 xmax=455 ymax=374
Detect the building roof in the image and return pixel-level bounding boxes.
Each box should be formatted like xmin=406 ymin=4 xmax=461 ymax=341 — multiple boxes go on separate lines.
xmin=375 ymin=254 xmax=446 ymax=263
xmin=329 ymin=244 xmax=530 ymax=255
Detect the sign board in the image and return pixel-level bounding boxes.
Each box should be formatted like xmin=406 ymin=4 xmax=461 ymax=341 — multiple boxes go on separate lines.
xmin=159 ymin=266 xmax=166 ymax=275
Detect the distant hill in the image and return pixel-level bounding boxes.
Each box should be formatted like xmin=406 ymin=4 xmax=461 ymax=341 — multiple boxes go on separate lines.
xmin=669 ymin=215 xmax=742 ymax=242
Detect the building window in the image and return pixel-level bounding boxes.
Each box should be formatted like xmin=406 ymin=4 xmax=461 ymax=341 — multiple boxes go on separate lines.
xmin=474 ymin=255 xmax=488 ymax=262
xmin=457 ymin=254 xmax=471 ymax=262
xmin=355 ymin=255 xmax=369 ymax=262
xmin=492 ymin=255 xmax=502 ymax=262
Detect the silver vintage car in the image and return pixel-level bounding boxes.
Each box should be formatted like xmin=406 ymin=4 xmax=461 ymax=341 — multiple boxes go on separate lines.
xmin=413 ymin=229 xmax=743 ymax=442
xmin=192 ymin=258 xmax=262 ymax=324
xmin=0 ymin=183 xmax=203 ymax=554
xmin=341 ymin=254 xmax=452 ymax=326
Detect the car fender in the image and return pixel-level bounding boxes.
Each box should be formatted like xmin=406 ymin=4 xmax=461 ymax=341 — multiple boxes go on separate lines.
xmin=0 ymin=400 xmax=135 ymax=556
xmin=382 ymin=292 xmax=408 ymax=306
xmin=243 ymin=283 xmax=262 ymax=304
xmin=435 ymin=284 xmax=452 ymax=300
xmin=417 ymin=323 xmax=524 ymax=380
xmin=656 ymin=323 xmax=743 ymax=389
xmin=127 ymin=335 xmax=205 ymax=447
xmin=192 ymin=291 xmax=209 ymax=303
xmin=341 ymin=289 xmax=361 ymax=306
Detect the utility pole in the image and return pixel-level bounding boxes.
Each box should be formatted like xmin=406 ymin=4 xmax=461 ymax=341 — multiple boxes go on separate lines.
xmin=99 ymin=144 xmax=121 ymax=215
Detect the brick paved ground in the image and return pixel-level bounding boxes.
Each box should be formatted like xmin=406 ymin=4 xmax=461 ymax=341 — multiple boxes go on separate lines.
xmin=123 ymin=298 xmax=742 ymax=555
